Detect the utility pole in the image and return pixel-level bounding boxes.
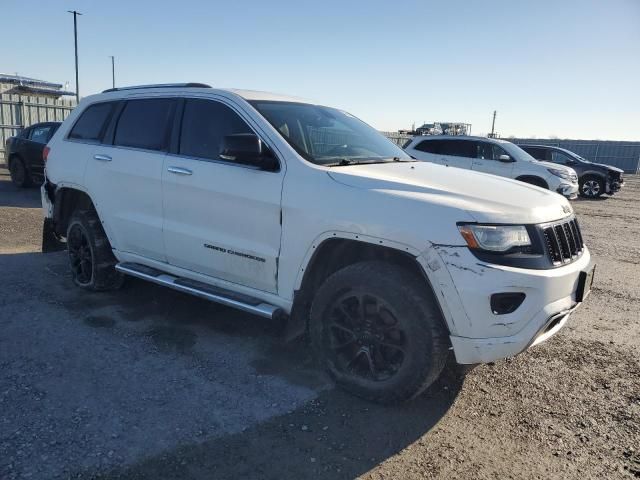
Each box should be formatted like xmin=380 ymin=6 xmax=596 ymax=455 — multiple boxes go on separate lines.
xmin=109 ymin=56 xmax=115 ymax=88
xmin=489 ymin=110 xmax=497 ymax=138
xmin=68 ymin=10 xmax=82 ymax=102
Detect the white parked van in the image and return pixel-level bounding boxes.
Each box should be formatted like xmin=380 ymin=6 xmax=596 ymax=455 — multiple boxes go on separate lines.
xmin=404 ymin=135 xmax=579 ymax=199
xmin=41 ymin=84 xmax=594 ymax=403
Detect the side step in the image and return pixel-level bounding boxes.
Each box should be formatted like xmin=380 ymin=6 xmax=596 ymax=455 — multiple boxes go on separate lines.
xmin=115 ymin=262 xmax=282 ymax=319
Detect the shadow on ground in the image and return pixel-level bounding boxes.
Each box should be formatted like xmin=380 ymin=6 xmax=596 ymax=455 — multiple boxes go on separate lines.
xmin=0 ymin=167 xmax=41 ymax=208
xmin=91 ymin=367 xmax=463 ymax=480
xmin=1 ymin=250 xmax=464 ymax=480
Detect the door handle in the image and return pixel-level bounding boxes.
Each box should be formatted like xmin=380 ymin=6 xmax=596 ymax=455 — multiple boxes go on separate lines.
xmin=167 ymin=166 xmax=192 ymax=176
xmin=93 ymin=154 xmax=112 ymax=162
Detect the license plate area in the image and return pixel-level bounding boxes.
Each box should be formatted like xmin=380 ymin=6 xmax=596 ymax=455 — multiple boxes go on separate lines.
xmin=576 ymin=265 xmax=596 ymax=302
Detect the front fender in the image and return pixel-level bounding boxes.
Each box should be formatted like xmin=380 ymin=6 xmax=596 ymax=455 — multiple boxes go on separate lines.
xmin=293 ymin=230 xmax=421 ymax=291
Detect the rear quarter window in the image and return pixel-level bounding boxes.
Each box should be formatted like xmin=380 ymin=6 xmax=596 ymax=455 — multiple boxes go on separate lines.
xmin=114 ymin=98 xmax=175 ymax=151
xmin=68 ymin=103 xmax=116 ymax=142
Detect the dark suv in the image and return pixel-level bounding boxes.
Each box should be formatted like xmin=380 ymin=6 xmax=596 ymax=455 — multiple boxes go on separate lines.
xmin=4 ymin=122 xmax=61 ymax=187
xmin=520 ymin=145 xmax=624 ymax=199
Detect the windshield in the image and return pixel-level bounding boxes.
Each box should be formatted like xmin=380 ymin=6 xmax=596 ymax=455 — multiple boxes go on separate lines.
xmin=501 ymin=142 xmax=540 ymax=162
xmin=250 ymin=101 xmax=412 ymax=166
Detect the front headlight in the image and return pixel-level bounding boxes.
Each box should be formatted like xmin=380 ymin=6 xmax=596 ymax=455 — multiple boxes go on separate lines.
xmin=458 ymin=224 xmax=531 ymax=252
xmin=547 ymin=168 xmax=572 ymax=180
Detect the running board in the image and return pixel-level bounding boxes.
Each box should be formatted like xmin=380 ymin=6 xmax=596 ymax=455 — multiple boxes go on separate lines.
xmin=115 ymin=262 xmax=282 ymax=319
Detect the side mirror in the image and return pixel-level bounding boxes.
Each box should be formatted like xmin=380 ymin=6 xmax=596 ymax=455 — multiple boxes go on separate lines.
xmin=498 ymin=154 xmax=514 ymax=162
xmin=220 ymin=134 xmax=278 ymax=171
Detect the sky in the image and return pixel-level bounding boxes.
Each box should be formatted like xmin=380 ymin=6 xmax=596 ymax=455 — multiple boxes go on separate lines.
xmin=2 ymin=0 xmax=639 ymax=140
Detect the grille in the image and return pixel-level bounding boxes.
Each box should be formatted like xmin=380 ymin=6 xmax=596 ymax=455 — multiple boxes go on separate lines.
xmin=542 ymin=217 xmax=584 ymax=264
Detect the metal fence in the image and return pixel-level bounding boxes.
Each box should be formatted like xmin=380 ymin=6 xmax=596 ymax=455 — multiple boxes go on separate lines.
xmin=0 ymin=93 xmax=76 ymax=158
xmin=509 ymin=138 xmax=640 ymax=174
xmin=381 ymin=131 xmax=412 ymax=147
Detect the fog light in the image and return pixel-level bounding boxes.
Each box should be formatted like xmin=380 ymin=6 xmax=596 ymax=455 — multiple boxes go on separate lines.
xmin=490 ymin=292 xmax=526 ymax=315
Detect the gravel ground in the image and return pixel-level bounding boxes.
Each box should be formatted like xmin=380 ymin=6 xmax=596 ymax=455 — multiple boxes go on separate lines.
xmin=0 ymin=165 xmax=638 ymax=479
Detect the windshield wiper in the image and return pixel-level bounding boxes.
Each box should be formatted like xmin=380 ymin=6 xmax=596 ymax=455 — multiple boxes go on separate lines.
xmin=324 ymin=158 xmax=356 ymax=167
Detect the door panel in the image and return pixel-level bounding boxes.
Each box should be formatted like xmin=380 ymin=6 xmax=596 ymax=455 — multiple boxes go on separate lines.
xmin=162 ymin=157 xmax=282 ymax=293
xmin=85 ymin=147 xmax=167 ymax=261
xmin=84 ymin=98 xmax=176 ymax=262
xmin=161 ymin=98 xmax=282 ymax=293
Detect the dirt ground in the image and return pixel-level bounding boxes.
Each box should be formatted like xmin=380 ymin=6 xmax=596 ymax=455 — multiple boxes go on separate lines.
xmin=0 ymin=165 xmax=638 ymax=480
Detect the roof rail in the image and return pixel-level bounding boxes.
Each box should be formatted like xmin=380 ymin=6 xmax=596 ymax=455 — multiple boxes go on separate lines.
xmin=102 ymin=83 xmax=212 ymax=93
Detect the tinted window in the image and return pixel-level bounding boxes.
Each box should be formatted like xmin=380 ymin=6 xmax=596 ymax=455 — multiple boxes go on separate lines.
xmin=551 ymin=151 xmax=573 ymax=165
xmin=493 ymin=144 xmax=509 ymax=159
xmin=29 ymin=125 xmax=52 ymax=144
xmin=19 ymin=128 xmax=31 ymax=139
xmin=440 ymin=140 xmax=475 ymax=158
xmin=521 ymin=146 xmax=547 ymax=160
xmin=179 ymin=99 xmax=252 ymax=161
xmin=114 ymin=99 xmax=175 ymax=151
xmin=69 ymin=103 xmax=115 ymax=141
xmin=414 ymin=140 xmax=441 ymax=154
xmin=477 ymin=142 xmax=509 ymax=160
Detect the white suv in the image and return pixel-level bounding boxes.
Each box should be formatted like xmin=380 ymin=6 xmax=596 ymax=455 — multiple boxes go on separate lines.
xmin=404 ymin=135 xmax=579 ymax=199
xmin=41 ymin=84 xmax=594 ymax=404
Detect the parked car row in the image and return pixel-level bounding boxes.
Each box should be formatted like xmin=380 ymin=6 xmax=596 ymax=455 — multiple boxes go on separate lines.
xmin=403 ymin=136 xmax=580 ymax=199
xmin=38 ymin=84 xmax=595 ymax=404
xmin=403 ymin=135 xmax=625 ymax=199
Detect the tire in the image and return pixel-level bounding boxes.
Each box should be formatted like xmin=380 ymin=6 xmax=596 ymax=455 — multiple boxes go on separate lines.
xmin=579 ymin=175 xmax=604 ymax=198
xmin=66 ymin=209 xmax=124 ymax=291
xmin=310 ymin=261 xmax=449 ymax=404
xmin=9 ymin=156 xmax=32 ymax=188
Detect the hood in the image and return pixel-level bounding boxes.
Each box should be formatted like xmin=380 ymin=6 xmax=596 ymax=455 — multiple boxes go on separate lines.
xmin=327 ymin=162 xmax=573 ymax=224
xmin=534 ymin=160 xmax=576 ymax=173
xmin=589 ymin=162 xmax=624 ymax=174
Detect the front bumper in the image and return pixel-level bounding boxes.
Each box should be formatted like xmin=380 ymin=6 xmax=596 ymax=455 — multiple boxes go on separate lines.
xmin=421 ymin=243 xmax=591 ymax=365
xmin=607 ymin=178 xmax=624 ymax=194
xmin=556 ymin=182 xmax=579 ymax=200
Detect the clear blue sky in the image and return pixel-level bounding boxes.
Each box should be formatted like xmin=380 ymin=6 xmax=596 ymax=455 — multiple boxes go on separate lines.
xmin=3 ymin=0 xmax=639 ymax=140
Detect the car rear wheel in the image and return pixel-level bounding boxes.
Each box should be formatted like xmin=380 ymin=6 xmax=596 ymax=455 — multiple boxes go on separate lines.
xmin=310 ymin=261 xmax=449 ymax=404
xmin=66 ymin=209 xmax=124 ymax=291
xmin=9 ymin=157 xmax=32 ymax=188
xmin=580 ymin=175 xmax=604 ymax=198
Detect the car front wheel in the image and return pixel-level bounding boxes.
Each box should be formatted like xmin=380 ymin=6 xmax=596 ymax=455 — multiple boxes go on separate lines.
xmin=310 ymin=261 xmax=449 ymax=404
xmin=580 ymin=175 xmax=604 ymax=198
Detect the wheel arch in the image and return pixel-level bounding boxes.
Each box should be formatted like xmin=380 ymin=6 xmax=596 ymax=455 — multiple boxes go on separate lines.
xmin=515 ymin=175 xmax=549 ymax=190
xmin=285 ymin=234 xmax=447 ymax=341
xmin=53 ymin=186 xmax=97 ymax=236
xmin=580 ymin=170 xmax=606 ymax=180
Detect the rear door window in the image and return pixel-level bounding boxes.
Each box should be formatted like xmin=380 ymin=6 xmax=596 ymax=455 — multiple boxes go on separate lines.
xmin=440 ymin=140 xmax=475 ymax=157
xmin=114 ymin=98 xmax=176 ymax=151
xmin=179 ymin=99 xmax=253 ymax=162
xmin=414 ymin=140 xmax=441 ymax=154
xmin=69 ymin=103 xmax=115 ymax=142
